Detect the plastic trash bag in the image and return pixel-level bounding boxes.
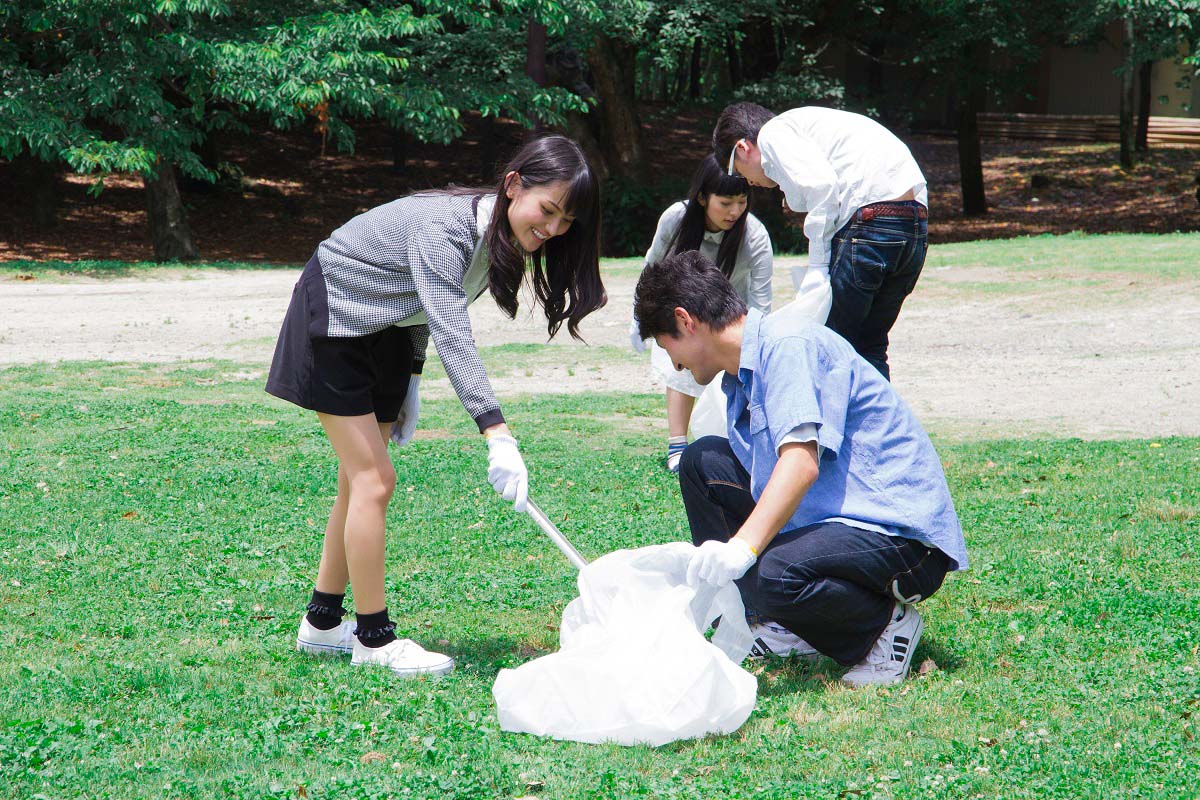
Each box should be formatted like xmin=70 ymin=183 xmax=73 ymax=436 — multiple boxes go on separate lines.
xmin=688 ymin=374 xmax=728 ymax=441
xmin=493 ymin=543 xmax=757 ymax=747
xmin=779 ymin=266 xmax=833 ymax=325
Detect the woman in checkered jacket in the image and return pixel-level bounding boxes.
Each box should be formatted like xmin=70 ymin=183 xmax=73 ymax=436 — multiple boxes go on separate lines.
xmin=267 ymin=135 xmax=605 ymax=679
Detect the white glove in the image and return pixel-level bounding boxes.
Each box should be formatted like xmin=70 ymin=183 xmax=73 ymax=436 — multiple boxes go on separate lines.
xmin=486 ymin=434 xmax=528 ymax=512
xmin=784 ymin=266 xmax=832 ymax=325
xmin=628 ymin=318 xmax=647 ymax=354
xmin=686 ymin=538 xmax=757 ymax=587
xmin=390 ymin=375 xmax=421 ymax=446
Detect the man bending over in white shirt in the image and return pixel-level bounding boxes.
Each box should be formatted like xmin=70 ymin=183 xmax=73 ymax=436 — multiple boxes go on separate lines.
xmin=714 ymin=103 xmax=928 ymax=381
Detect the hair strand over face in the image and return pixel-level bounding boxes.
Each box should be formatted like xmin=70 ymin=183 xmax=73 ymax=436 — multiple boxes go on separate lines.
xmin=666 ymin=154 xmax=751 ymax=279
xmin=485 ymin=134 xmax=607 ymax=340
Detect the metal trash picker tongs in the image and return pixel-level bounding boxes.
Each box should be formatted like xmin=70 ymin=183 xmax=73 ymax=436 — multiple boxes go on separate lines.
xmin=525 ymin=499 xmax=589 ymax=570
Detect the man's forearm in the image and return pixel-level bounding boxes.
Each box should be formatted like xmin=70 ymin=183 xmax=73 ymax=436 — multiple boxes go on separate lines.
xmin=733 ymin=441 xmax=819 ymax=555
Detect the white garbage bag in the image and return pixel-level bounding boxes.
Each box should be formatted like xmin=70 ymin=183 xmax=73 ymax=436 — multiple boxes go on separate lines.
xmin=779 ymin=266 xmax=833 ymax=325
xmin=493 ymin=543 xmax=757 ymax=747
xmin=688 ymin=375 xmax=728 ymax=441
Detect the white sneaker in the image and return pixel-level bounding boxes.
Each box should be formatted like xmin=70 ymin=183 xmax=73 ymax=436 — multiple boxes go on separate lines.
xmin=296 ymin=617 xmax=356 ymax=656
xmin=747 ymin=621 xmax=819 ymax=659
xmin=351 ymin=638 xmax=455 ymax=677
xmin=842 ymin=603 xmax=923 ymax=686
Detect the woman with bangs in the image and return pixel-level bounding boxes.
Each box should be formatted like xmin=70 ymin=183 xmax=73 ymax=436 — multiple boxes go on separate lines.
xmin=267 ymin=135 xmax=605 ymax=678
xmin=630 ymin=154 xmax=774 ymax=472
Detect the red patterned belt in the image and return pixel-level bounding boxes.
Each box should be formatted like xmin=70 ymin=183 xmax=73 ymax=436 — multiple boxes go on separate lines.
xmin=858 ymin=202 xmax=928 ymax=221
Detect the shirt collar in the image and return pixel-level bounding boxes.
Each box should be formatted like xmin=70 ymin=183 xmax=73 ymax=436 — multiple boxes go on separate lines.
xmin=476 ymin=194 xmax=497 ymax=238
xmin=702 ymin=228 xmax=724 ymax=245
xmin=737 ymin=308 xmax=765 ymax=391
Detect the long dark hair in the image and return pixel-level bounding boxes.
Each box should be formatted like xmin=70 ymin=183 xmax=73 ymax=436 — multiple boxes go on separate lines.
xmin=480 ymin=135 xmax=606 ymax=340
xmin=666 ymin=155 xmax=750 ymax=279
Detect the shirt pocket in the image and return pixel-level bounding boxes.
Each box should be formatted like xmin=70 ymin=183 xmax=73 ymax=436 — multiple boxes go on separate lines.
xmin=749 ymin=403 xmax=769 ymax=435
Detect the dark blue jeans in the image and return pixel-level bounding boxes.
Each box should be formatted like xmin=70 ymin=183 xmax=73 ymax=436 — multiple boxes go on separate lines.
xmin=825 ymin=202 xmax=928 ymax=381
xmin=678 ymin=436 xmax=950 ymax=665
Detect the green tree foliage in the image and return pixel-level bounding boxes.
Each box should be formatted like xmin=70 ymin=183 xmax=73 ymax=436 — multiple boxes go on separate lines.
xmin=1 ymin=1 xmax=592 ymax=180
xmin=0 ymin=1 xmax=595 ymax=257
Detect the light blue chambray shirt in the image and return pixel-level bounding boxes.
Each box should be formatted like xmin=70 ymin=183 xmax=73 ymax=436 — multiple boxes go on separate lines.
xmin=722 ymin=309 xmax=968 ymax=570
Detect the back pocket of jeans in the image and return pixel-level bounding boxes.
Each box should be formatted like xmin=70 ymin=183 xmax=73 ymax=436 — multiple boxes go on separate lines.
xmin=849 ymin=238 xmax=907 ymax=291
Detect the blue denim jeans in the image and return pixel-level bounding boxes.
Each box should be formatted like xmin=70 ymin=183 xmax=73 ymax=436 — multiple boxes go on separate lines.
xmin=678 ymin=436 xmax=949 ymax=665
xmin=825 ymin=202 xmax=928 ymax=381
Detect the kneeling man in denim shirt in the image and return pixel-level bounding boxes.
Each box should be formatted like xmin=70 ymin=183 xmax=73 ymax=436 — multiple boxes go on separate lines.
xmin=634 ymin=250 xmax=968 ymax=686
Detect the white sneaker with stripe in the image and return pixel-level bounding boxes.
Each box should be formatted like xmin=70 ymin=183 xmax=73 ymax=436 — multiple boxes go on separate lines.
xmin=841 ymin=602 xmax=923 ymax=686
xmin=747 ymin=621 xmax=819 ymax=659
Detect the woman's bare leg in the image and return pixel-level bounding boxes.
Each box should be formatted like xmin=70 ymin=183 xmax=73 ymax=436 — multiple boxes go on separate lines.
xmin=315 ymin=413 xmax=396 ymax=614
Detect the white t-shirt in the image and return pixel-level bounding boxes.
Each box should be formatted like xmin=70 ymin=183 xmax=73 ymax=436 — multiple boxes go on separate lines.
xmin=757 ymin=107 xmax=927 ymax=278
xmin=642 ymin=201 xmax=774 ymax=313
xmin=641 ymin=201 xmax=775 ymax=397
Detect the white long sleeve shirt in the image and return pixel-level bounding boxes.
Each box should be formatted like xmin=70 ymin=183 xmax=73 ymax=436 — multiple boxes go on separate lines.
xmin=757 ymin=107 xmax=927 ymax=279
xmin=642 ymin=201 xmax=774 ymax=313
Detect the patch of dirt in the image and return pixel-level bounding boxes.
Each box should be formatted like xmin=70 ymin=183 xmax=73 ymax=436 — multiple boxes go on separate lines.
xmin=1 ymin=109 xmax=1197 ymax=263
xmin=2 ymin=259 xmax=1197 ymax=440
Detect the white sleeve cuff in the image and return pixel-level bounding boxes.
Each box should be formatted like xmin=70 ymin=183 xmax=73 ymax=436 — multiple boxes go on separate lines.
xmin=779 ymin=422 xmax=824 ymax=460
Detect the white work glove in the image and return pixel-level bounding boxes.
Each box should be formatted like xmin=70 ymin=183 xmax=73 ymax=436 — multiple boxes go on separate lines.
xmin=686 ymin=538 xmax=757 ymax=587
xmin=782 ymin=266 xmax=832 ymax=325
xmin=486 ymin=434 xmax=528 ymax=512
xmin=628 ymin=318 xmax=647 ymax=354
xmin=390 ymin=375 xmax=421 ymax=446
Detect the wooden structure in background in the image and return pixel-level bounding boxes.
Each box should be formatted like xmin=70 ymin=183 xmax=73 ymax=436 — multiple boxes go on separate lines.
xmin=979 ymin=113 xmax=1200 ymax=144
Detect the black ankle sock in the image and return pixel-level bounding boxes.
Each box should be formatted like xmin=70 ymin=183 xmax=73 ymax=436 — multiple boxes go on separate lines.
xmin=355 ymin=609 xmax=398 ymax=649
xmin=305 ymin=589 xmax=347 ymax=631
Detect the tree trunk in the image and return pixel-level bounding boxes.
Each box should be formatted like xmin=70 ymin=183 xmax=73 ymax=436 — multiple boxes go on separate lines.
xmin=565 ymin=109 xmax=610 ymax=183
xmin=689 ymin=38 xmax=702 ymax=99
xmin=585 ymin=33 xmax=644 ymax=177
xmin=956 ymin=45 xmax=989 ymax=216
xmin=725 ymin=35 xmax=742 ymax=88
xmin=479 ymin=115 xmax=499 ymax=183
xmin=739 ymin=18 xmax=780 ymax=82
xmin=1119 ymin=17 xmax=1136 ymax=170
xmin=15 ymin=155 xmax=60 ymax=228
xmin=143 ymin=160 xmax=200 ymax=261
xmin=1136 ymin=59 xmax=1152 ymax=152
xmin=866 ymin=40 xmax=885 ymax=100
xmin=672 ymin=54 xmax=689 ymax=102
xmin=526 ymin=19 xmax=547 ymax=86
xmin=391 ymin=127 xmax=408 ymax=173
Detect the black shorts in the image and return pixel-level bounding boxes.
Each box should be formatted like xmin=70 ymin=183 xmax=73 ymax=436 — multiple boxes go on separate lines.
xmin=265 ymin=257 xmax=414 ymax=422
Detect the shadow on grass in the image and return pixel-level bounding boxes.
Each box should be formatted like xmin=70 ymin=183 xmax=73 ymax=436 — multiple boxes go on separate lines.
xmin=752 ymin=634 xmax=965 ymax=697
xmin=446 ymin=635 xmax=544 ymax=677
xmin=913 ymin=636 xmax=965 ymax=674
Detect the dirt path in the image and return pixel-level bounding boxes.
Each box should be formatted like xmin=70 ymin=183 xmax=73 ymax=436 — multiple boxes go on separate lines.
xmin=2 ymin=260 xmax=1197 ymax=439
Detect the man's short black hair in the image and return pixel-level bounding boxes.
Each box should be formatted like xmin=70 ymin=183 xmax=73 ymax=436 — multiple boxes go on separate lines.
xmin=634 ymin=250 xmax=748 ymax=339
xmin=712 ymin=102 xmax=776 ymax=168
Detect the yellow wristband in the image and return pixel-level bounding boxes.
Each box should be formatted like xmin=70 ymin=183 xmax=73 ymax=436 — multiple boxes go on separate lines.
xmin=744 ymin=541 xmax=758 ymax=557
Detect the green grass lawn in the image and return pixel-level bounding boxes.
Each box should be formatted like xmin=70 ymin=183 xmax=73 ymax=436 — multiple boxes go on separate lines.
xmin=1 ymin=362 xmax=1197 ymax=799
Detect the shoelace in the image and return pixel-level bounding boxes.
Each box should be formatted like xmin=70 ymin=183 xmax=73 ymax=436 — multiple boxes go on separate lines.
xmin=860 ymin=636 xmax=892 ymax=668
xmin=380 ymin=639 xmax=424 ymax=663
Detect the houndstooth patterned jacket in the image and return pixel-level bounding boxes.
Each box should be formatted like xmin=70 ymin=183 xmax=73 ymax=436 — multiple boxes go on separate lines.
xmin=315 ymin=193 xmax=503 ymax=431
